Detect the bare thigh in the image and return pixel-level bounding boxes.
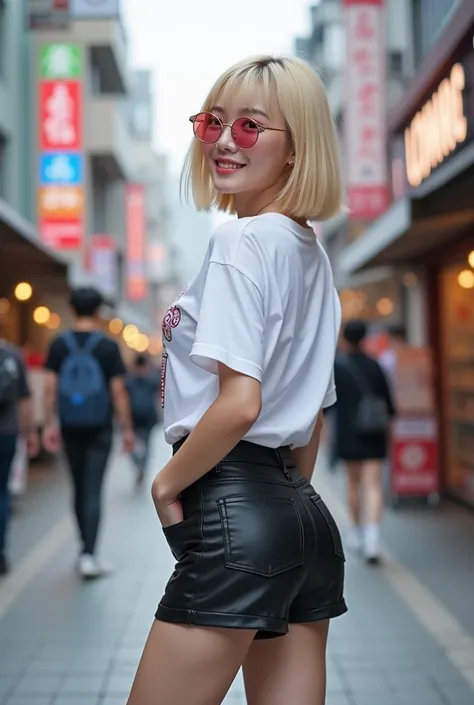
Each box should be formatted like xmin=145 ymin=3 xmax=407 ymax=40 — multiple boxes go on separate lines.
xmin=243 ymin=621 xmax=330 ymax=705
xmin=127 ymin=620 xmax=256 ymax=705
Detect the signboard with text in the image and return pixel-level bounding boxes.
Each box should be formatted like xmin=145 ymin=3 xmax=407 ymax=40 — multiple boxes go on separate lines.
xmin=391 ymin=417 xmax=439 ymax=498
xmin=88 ymin=235 xmax=118 ymax=298
xmin=37 ymin=43 xmax=84 ymax=249
xmin=126 ymin=184 xmax=148 ymax=301
xmin=343 ymin=0 xmax=389 ymax=220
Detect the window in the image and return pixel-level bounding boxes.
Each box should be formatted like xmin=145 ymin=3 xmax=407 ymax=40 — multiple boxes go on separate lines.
xmin=413 ymin=0 xmax=460 ymax=67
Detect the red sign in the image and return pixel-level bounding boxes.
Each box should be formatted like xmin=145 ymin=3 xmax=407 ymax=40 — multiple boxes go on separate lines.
xmin=40 ymin=217 xmax=82 ymax=249
xmin=126 ymin=184 xmax=147 ymax=301
xmin=39 ymin=80 xmax=82 ymax=151
xmin=343 ymin=0 xmax=389 ymax=219
xmin=391 ymin=417 xmax=439 ymax=497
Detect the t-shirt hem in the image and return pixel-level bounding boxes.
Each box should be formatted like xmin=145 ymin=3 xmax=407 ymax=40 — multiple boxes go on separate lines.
xmin=190 ymin=342 xmax=263 ymax=382
xmin=322 ymin=387 xmax=337 ymax=408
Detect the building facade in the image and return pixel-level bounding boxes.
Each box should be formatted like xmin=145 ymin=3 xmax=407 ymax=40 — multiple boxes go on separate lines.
xmin=320 ymin=0 xmax=474 ymax=505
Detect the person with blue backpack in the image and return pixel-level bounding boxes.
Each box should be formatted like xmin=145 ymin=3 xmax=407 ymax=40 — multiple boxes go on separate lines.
xmin=125 ymin=353 xmax=161 ymax=487
xmin=42 ymin=287 xmax=134 ymax=580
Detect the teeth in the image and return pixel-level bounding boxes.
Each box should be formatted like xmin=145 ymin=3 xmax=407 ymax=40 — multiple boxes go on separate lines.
xmin=217 ymin=161 xmax=243 ymax=169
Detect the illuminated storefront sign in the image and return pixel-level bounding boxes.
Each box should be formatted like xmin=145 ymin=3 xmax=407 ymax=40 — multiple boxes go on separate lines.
xmin=404 ymin=63 xmax=468 ymax=188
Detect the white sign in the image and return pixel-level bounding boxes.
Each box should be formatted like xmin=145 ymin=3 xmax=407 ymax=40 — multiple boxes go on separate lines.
xmin=343 ymin=0 xmax=388 ymax=220
xmin=70 ymin=0 xmax=120 ymax=18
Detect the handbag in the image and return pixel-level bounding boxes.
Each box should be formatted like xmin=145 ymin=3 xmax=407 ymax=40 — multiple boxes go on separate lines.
xmin=343 ymin=356 xmax=390 ymax=435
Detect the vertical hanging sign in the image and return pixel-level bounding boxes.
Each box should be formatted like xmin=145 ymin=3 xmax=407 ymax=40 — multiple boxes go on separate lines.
xmin=343 ymin=0 xmax=389 ymax=220
xmin=37 ymin=43 xmax=84 ymax=249
xmin=126 ymin=184 xmax=148 ymax=301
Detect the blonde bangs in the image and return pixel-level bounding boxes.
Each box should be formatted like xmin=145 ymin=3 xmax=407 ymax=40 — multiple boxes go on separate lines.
xmin=181 ymin=56 xmax=343 ymax=221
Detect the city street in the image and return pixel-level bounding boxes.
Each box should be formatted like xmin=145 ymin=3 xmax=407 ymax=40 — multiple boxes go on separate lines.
xmin=0 ymin=432 xmax=473 ymax=705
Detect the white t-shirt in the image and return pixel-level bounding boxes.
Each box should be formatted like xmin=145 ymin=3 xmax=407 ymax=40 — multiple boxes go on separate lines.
xmin=161 ymin=213 xmax=341 ymax=449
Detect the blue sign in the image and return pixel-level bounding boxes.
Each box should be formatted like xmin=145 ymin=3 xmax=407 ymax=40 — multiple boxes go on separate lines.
xmin=39 ymin=153 xmax=83 ymax=185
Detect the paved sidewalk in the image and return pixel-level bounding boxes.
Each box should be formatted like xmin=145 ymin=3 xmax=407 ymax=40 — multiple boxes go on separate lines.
xmin=0 ymin=432 xmax=472 ymax=704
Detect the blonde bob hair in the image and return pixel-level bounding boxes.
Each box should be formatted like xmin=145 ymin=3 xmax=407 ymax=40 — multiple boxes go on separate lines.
xmin=181 ymin=55 xmax=343 ymax=222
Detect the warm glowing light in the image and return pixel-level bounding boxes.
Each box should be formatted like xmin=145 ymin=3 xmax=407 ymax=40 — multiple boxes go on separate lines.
xmin=0 ymin=298 xmax=10 ymax=314
xmin=135 ymin=334 xmax=149 ymax=353
xmin=46 ymin=313 xmax=61 ymax=330
xmin=15 ymin=282 xmax=33 ymax=301
xmin=123 ymin=324 xmax=139 ymax=343
xmin=108 ymin=318 xmax=123 ymax=335
xmin=376 ymin=298 xmax=394 ymax=316
xmin=402 ymin=272 xmax=419 ymax=287
xmin=468 ymin=251 xmax=474 ymax=269
xmin=33 ymin=306 xmax=51 ymax=325
xmin=458 ymin=270 xmax=474 ymax=289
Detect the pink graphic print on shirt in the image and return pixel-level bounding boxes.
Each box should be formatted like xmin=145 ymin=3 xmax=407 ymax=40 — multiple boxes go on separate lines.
xmin=161 ymin=287 xmax=188 ymax=408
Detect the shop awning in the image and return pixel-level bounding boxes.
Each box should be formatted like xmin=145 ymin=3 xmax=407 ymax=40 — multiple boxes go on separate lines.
xmin=339 ymin=144 xmax=474 ymax=276
xmin=0 ymin=197 xmax=68 ymax=277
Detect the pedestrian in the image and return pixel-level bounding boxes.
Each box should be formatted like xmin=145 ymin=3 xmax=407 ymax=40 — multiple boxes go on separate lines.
xmin=0 ymin=338 xmax=39 ymax=575
xmin=127 ymin=55 xmax=346 ymax=705
xmin=333 ymin=319 xmax=396 ymax=564
xmin=125 ymin=353 xmax=160 ymax=486
xmin=42 ymin=287 xmax=134 ymax=580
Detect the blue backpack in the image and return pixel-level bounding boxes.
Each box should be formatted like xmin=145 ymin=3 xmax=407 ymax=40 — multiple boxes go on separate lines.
xmin=58 ymin=332 xmax=111 ymax=428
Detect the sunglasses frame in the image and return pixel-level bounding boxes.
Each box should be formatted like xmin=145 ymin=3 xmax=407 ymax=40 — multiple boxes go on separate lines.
xmin=189 ymin=112 xmax=287 ymax=148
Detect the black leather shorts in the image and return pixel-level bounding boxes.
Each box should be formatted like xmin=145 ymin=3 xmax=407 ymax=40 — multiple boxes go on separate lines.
xmin=156 ymin=438 xmax=347 ymax=639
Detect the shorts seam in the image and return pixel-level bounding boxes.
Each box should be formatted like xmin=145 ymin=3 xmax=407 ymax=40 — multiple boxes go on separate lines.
xmin=190 ymin=486 xmax=205 ymax=619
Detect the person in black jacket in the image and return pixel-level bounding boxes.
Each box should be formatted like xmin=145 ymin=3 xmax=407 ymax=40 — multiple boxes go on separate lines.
xmin=334 ymin=320 xmax=395 ymax=564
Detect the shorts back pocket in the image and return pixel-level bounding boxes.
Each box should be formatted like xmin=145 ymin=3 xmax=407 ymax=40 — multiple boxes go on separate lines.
xmin=310 ymin=496 xmax=345 ymax=561
xmin=217 ymin=495 xmax=304 ymax=577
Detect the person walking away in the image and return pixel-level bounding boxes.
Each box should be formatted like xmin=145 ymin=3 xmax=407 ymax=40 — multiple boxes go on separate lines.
xmin=127 ymin=55 xmax=346 ymax=705
xmin=0 ymin=339 xmax=39 ymax=575
xmin=125 ymin=353 xmax=160 ymax=486
xmin=334 ymin=319 xmax=395 ymax=564
xmin=378 ymin=323 xmax=407 ymax=396
xmin=42 ymin=287 xmax=134 ymax=580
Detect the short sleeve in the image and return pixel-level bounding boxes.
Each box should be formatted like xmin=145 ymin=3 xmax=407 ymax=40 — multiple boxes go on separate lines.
xmin=17 ymin=355 xmax=31 ymax=398
xmin=43 ymin=337 xmax=65 ymax=373
xmin=323 ymin=369 xmax=337 ymax=408
xmin=191 ymin=262 xmax=265 ymax=382
xmin=105 ymin=341 xmax=127 ymax=380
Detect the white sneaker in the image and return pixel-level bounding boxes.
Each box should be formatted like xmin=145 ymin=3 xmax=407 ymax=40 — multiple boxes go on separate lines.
xmin=364 ymin=524 xmax=381 ymax=565
xmin=345 ymin=527 xmax=362 ymax=553
xmin=78 ymin=553 xmax=110 ymax=580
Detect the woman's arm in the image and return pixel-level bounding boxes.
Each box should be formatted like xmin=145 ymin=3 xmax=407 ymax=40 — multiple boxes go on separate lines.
xmin=152 ymin=363 xmax=261 ymax=525
xmin=291 ymin=411 xmax=324 ymax=481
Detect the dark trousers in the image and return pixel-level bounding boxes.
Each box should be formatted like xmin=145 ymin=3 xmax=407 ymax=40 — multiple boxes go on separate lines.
xmin=62 ymin=429 xmax=112 ymax=555
xmin=0 ymin=434 xmax=17 ymax=554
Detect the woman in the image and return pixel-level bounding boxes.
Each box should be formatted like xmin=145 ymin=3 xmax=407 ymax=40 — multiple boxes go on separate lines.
xmin=127 ymin=55 xmax=345 ymax=705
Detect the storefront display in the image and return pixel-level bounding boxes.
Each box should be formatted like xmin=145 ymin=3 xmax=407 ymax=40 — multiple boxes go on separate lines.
xmin=440 ymin=262 xmax=474 ymax=505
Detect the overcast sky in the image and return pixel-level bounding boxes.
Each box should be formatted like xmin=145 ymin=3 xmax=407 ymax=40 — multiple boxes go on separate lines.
xmin=124 ymin=0 xmax=316 ymax=175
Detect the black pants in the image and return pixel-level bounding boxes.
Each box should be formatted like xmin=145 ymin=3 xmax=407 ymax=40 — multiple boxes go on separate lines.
xmin=62 ymin=429 xmax=113 ymax=555
xmin=0 ymin=434 xmax=17 ymax=554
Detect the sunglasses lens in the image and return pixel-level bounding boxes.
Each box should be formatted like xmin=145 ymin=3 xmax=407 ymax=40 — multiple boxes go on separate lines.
xmin=193 ymin=112 xmax=221 ymax=143
xmin=232 ymin=118 xmax=259 ymax=148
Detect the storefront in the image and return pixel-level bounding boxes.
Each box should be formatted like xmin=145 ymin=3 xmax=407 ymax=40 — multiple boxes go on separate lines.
xmin=336 ymin=3 xmax=474 ymax=506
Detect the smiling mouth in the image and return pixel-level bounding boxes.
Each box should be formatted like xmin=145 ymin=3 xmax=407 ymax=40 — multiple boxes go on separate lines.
xmin=215 ymin=160 xmax=245 ymax=170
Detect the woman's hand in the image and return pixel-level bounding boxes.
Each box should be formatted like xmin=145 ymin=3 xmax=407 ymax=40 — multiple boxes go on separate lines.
xmin=151 ymin=475 xmax=183 ymax=528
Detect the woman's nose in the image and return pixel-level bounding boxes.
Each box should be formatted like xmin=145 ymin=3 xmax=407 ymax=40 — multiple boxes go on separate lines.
xmin=217 ymin=124 xmax=237 ymax=151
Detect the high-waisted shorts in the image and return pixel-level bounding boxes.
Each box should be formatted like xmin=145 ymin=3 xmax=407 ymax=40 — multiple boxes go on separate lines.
xmin=156 ymin=438 xmax=347 ymax=638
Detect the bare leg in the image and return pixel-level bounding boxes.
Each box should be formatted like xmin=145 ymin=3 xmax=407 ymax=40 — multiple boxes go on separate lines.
xmin=127 ymin=620 xmax=256 ymax=705
xmin=243 ymin=621 xmax=330 ymax=705
xmin=362 ymin=460 xmax=383 ymax=524
xmin=346 ymin=462 xmax=362 ymax=525
xmin=361 ymin=460 xmax=383 ymax=562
